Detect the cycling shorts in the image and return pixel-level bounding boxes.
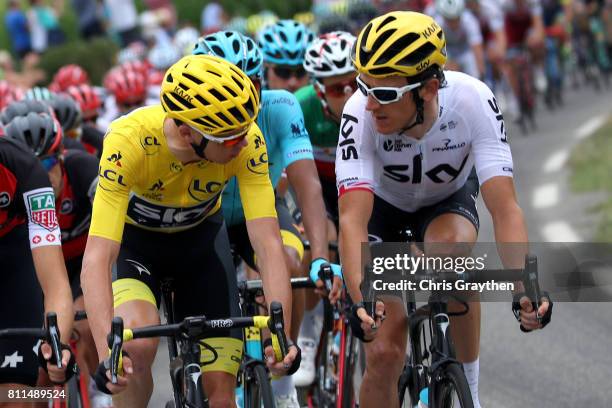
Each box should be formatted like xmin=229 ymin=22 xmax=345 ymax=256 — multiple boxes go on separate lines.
xmin=111 ymin=210 xmax=243 ymax=376
xmin=65 ymin=256 xmax=84 ymax=300
xmin=0 ymin=224 xmax=44 ymax=386
xmin=227 ymin=197 xmax=303 ymax=270
xmin=368 ymin=168 xmax=480 ymax=243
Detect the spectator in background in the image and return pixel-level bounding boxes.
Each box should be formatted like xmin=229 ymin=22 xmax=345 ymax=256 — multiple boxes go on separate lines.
xmin=104 ymin=0 xmax=141 ymax=47
xmin=28 ymin=0 xmax=67 ymax=52
xmin=201 ymin=2 xmax=228 ymax=35
xmin=0 ymin=51 xmax=46 ymax=88
xmin=5 ymin=0 xmax=32 ymax=59
xmin=144 ymin=0 xmax=177 ymax=30
xmin=72 ymin=0 xmax=105 ymax=40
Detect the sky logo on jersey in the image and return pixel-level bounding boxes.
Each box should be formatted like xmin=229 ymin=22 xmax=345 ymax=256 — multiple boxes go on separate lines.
xmin=127 ymin=193 xmax=221 ymax=229
xmin=25 ymin=189 xmax=58 ymax=231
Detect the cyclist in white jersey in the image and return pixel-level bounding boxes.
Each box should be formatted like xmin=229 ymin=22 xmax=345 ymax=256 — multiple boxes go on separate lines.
xmin=337 ymin=11 xmax=552 ymax=408
xmin=427 ymin=0 xmax=485 ymax=78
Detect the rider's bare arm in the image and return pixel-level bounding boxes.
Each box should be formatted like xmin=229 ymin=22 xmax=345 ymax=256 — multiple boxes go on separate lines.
xmin=338 ymin=190 xmax=374 ymax=302
xmin=81 ymin=235 xmax=120 ymax=361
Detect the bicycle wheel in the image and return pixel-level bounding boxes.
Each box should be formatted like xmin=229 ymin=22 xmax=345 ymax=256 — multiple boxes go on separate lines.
xmin=244 ymin=363 xmax=274 ymax=408
xmin=431 ymin=363 xmax=473 ymax=408
xmin=339 ymin=328 xmax=360 ymax=408
xmin=65 ymin=375 xmax=84 ymax=408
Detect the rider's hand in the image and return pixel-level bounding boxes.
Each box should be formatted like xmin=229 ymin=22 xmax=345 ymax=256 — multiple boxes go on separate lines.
xmin=39 ymin=342 xmax=74 ymax=384
xmin=349 ymin=301 xmax=385 ymax=342
xmin=512 ymin=292 xmax=553 ymax=332
xmin=310 ymin=258 xmax=343 ymax=304
xmin=94 ymin=354 xmax=134 ymax=395
xmin=264 ymin=340 xmax=300 ymax=377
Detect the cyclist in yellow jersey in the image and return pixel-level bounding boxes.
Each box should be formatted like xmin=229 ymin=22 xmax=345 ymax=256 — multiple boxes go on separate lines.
xmin=81 ymin=55 xmax=298 ymax=408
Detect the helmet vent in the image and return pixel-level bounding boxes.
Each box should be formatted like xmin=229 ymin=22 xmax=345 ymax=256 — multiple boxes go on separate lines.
xmin=228 ymin=107 xmax=243 ymax=122
xmin=376 ymin=15 xmax=396 ymax=32
xmin=370 ymin=29 xmax=396 ymax=61
xmin=224 ymin=85 xmax=238 ymax=98
xmin=171 ymin=92 xmax=195 ymax=109
xmin=208 ymin=88 xmax=225 ymax=102
xmin=232 ymin=40 xmax=240 ymax=53
xmin=216 ymin=111 xmax=229 ymax=124
xmin=398 ymin=41 xmax=435 ymax=67
xmin=212 ymin=45 xmax=225 ymax=56
xmin=162 ymin=94 xmax=181 ymax=111
xmin=183 ymin=73 xmax=203 ymax=84
xmin=378 ymin=32 xmax=420 ymax=64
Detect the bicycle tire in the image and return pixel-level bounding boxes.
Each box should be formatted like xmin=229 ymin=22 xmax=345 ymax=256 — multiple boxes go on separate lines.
xmin=340 ymin=328 xmax=359 ymax=408
xmin=244 ymin=363 xmax=274 ymax=408
xmin=431 ymin=363 xmax=474 ymax=408
xmin=65 ymin=375 xmax=84 ymax=408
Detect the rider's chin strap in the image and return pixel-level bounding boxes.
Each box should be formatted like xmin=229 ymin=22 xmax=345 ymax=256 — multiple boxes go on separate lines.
xmin=315 ymin=83 xmax=342 ymax=124
xmin=190 ymin=136 xmax=209 ymax=160
xmin=399 ymin=89 xmax=425 ymax=134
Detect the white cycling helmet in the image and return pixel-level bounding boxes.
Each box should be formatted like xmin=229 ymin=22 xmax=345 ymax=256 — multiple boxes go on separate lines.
xmin=436 ymin=0 xmax=465 ymax=19
xmin=303 ymin=31 xmax=356 ymax=78
xmin=174 ymin=26 xmax=200 ymax=55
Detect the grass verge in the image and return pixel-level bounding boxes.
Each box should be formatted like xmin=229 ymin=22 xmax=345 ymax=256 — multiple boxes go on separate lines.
xmin=568 ymin=116 xmax=612 ymax=241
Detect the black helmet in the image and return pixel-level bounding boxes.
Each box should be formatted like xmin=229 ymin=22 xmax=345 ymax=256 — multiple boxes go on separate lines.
xmin=318 ymin=14 xmax=353 ymax=35
xmin=0 ymin=99 xmax=54 ymax=125
xmin=4 ymin=112 xmax=63 ymax=157
xmin=49 ymin=94 xmax=82 ymax=132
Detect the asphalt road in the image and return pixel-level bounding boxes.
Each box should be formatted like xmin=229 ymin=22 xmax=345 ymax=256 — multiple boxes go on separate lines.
xmin=148 ymin=84 xmax=612 ymax=407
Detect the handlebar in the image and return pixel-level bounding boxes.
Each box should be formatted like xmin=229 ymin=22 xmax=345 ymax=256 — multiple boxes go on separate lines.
xmin=107 ymin=302 xmax=291 ymax=384
xmin=0 ymin=312 xmax=63 ymax=370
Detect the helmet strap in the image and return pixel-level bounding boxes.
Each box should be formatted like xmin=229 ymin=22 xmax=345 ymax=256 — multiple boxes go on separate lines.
xmin=190 ymin=137 xmax=209 ymax=160
xmin=399 ymin=89 xmax=425 ymax=133
xmin=315 ymin=83 xmax=340 ymax=123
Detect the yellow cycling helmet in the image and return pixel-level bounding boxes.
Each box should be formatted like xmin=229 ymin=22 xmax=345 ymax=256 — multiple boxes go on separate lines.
xmin=352 ymin=11 xmax=447 ymax=78
xmin=161 ymin=54 xmax=259 ymax=137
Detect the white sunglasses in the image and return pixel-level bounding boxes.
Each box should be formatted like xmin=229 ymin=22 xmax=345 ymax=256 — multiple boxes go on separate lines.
xmin=188 ymin=123 xmax=250 ymax=146
xmin=356 ymin=75 xmax=422 ymax=105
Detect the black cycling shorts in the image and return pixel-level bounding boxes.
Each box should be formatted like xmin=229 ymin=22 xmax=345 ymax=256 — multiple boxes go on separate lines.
xmin=0 ymin=224 xmax=44 ymax=386
xmin=65 ymin=256 xmax=84 ymax=300
xmin=227 ymin=197 xmax=304 ymax=270
xmin=112 ymin=210 xmax=242 ymax=342
xmin=368 ymin=169 xmax=480 ymax=243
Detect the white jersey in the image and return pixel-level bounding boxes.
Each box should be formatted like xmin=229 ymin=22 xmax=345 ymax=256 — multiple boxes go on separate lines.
xmin=335 ymin=71 xmax=513 ymax=212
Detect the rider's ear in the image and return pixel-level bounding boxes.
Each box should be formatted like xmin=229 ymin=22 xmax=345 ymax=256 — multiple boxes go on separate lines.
xmin=420 ymin=79 xmax=440 ymax=102
xmin=177 ymin=123 xmax=196 ymax=143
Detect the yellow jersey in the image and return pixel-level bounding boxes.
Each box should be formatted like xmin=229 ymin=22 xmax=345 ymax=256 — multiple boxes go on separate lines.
xmin=89 ymin=105 xmax=276 ymax=242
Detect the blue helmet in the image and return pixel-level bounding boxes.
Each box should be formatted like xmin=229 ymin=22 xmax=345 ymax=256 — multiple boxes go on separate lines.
xmin=193 ymin=31 xmax=263 ymax=78
xmin=257 ymin=20 xmax=315 ymax=66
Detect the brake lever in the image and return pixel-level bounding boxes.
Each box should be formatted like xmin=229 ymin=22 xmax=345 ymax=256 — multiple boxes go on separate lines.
xmin=268 ymin=301 xmax=288 ymax=357
xmin=108 ymin=317 xmax=124 ymax=384
xmin=46 ymin=313 xmax=62 ymax=369
xmin=524 ymin=254 xmax=542 ymax=323
xmin=318 ymin=263 xmax=333 ymax=292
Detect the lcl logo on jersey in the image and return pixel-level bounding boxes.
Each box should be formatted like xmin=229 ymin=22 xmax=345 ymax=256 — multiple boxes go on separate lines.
xmin=140 ymin=135 xmax=161 ymax=155
xmin=98 ymin=167 xmax=127 ymax=186
xmin=246 ymin=152 xmax=268 ymax=175
xmin=188 ymin=179 xmax=226 ymax=201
